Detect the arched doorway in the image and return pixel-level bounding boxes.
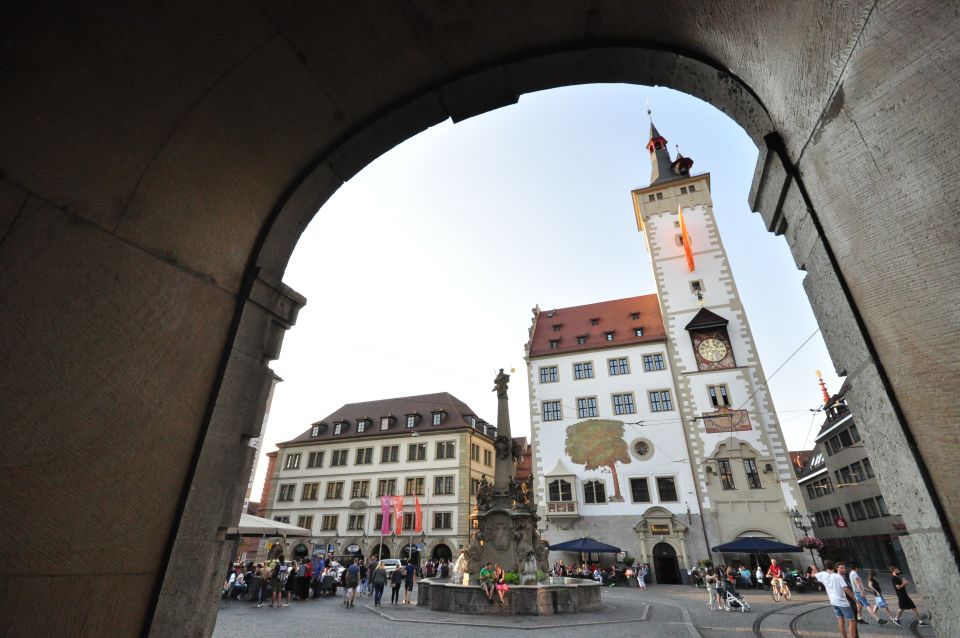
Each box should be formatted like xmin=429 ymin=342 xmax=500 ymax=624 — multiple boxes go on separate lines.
xmin=653 ymin=542 xmax=681 ymax=585
xmin=5 ymin=5 xmax=956 ymax=636
xmin=371 ymin=544 xmax=391 ymax=560
xmin=431 ymin=543 xmax=452 ymax=562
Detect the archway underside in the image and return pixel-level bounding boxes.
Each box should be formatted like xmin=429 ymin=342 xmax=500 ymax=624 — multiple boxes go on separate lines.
xmin=1 ymin=3 xmax=957 ymax=636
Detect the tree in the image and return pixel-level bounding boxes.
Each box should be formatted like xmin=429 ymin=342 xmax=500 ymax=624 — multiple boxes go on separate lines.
xmin=564 ymin=419 xmax=631 ymax=501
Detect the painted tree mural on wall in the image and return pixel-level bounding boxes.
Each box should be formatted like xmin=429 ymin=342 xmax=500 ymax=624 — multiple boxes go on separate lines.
xmin=565 ymin=419 xmax=631 ymax=501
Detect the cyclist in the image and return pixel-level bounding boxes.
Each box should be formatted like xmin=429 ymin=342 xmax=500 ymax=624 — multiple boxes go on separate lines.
xmin=767 ymin=559 xmax=788 ymax=599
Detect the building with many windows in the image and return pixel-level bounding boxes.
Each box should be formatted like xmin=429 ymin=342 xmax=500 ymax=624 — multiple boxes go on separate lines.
xmin=794 ymin=385 xmax=910 ymax=571
xmin=526 ymin=121 xmax=803 ymax=583
xmin=264 ymin=392 xmax=495 ymax=564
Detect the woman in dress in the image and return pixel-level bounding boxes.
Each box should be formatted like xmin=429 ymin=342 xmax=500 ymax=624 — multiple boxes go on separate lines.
xmin=493 ymin=563 xmax=509 ymax=604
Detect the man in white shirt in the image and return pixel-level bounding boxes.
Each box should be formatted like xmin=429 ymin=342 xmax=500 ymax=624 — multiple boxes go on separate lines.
xmin=815 ymin=560 xmax=857 ymax=638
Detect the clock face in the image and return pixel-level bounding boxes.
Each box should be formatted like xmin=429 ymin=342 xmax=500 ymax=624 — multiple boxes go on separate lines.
xmin=698 ymin=338 xmax=727 ymax=362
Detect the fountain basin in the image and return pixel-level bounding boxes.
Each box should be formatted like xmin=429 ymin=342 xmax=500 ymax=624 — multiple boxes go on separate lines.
xmin=417 ymin=578 xmax=601 ymax=615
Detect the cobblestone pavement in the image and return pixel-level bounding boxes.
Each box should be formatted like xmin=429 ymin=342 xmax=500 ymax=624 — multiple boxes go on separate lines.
xmin=213 ymin=584 xmax=939 ymax=638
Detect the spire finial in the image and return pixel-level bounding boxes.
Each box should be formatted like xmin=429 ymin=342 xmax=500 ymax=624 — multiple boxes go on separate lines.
xmin=815 ymin=370 xmax=830 ymax=406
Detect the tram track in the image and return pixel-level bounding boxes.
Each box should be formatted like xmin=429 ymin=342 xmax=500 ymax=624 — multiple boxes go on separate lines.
xmin=786 ymin=604 xmax=831 ymax=637
xmin=751 ymin=601 xmax=810 ymax=638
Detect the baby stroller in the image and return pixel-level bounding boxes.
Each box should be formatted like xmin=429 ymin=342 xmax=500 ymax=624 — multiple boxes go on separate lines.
xmin=723 ymin=582 xmax=751 ymax=612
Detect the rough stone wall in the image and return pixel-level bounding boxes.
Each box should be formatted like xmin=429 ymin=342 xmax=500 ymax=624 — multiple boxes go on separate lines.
xmin=1 ymin=1 xmax=957 ymax=636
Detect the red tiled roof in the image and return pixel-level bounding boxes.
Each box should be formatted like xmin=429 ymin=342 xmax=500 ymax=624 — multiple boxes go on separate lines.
xmin=527 ymin=295 xmax=665 ymax=358
xmin=279 ymin=392 xmax=493 ymax=446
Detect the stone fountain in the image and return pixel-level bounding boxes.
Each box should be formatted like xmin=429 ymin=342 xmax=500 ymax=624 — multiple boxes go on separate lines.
xmin=417 ymin=369 xmax=601 ymax=615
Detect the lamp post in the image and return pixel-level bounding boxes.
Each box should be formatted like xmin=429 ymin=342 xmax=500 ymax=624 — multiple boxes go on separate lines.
xmin=791 ymin=508 xmax=818 ymax=567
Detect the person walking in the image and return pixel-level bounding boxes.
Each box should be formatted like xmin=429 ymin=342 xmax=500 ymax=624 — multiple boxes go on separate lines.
xmin=864 ymin=569 xmax=894 ymax=625
xmin=269 ymin=557 xmax=283 ymax=608
xmin=755 ymin=565 xmax=764 ymax=590
xmin=366 ymin=555 xmax=379 ymax=597
xmin=814 ymin=560 xmax=857 ymax=638
xmin=343 ymin=558 xmax=360 ymax=608
xmin=638 ymin=563 xmax=648 ymax=590
xmin=848 ymin=563 xmax=872 ymax=624
xmin=282 ymin=559 xmax=297 ymax=606
xmin=371 ymin=562 xmax=387 ymax=606
xmin=890 ymin=566 xmax=929 ymax=627
xmin=402 ymin=558 xmax=417 ymax=604
xmin=389 ymin=564 xmax=404 ymax=605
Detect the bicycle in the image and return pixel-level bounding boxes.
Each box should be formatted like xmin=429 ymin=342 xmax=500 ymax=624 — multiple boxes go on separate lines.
xmin=770 ymin=578 xmax=791 ymax=601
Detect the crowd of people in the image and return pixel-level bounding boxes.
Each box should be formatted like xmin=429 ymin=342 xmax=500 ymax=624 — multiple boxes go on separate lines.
xmin=550 ymin=560 xmax=650 ymax=588
xmin=222 ymin=553 xmax=423 ymax=609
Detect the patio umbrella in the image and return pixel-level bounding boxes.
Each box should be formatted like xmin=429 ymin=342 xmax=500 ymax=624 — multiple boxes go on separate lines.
xmin=226 ymin=513 xmax=311 ymax=538
xmin=711 ymin=537 xmax=801 ymax=553
xmin=548 ymin=537 xmax=621 ymax=553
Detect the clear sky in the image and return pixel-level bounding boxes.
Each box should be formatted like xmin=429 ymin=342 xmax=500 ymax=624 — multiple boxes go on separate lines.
xmin=250 ymin=84 xmax=843 ymax=502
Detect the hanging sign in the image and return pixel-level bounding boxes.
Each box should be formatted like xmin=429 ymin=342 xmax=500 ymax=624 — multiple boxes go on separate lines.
xmin=834 ymin=516 xmax=848 ymax=528
xmin=346 ymin=544 xmax=360 ymax=553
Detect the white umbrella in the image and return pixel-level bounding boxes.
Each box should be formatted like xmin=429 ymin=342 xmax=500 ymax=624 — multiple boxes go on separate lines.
xmin=226 ymin=513 xmax=311 ymax=538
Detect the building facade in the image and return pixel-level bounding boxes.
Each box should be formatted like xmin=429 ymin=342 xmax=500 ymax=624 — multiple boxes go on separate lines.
xmin=264 ymin=392 xmax=496 ymax=564
xmin=795 ymin=387 xmax=910 ymax=572
xmin=526 ymin=121 xmax=804 ymax=582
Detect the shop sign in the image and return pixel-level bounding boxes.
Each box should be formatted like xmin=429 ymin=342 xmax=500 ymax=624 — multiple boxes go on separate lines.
xmin=650 ymin=524 xmax=670 ymax=535
xmin=834 ymin=516 xmax=848 ymax=528
xmin=346 ymin=544 xmax=360 ymax=553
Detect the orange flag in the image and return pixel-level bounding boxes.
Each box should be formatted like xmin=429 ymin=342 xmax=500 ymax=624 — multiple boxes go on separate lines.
xmin=414 ymin=496 xmax=423 ymax=533
xmin=393 ymin=495 xmax=404 ymax=535
xmin=678 ymin=205 xmax=695 ymax=272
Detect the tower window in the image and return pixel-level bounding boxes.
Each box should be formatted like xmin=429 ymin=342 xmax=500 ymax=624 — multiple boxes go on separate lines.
xmin=656 ymin=192 xmax=664 ymax=200
xmin=680 ymin=186 xmax=687 ymax=194
xmin=689 ymin=184 xmax=697 ymax=192
xmin=648 ymin=194 xmax=655 ymax=202
xmin=708 ymin=384 xmax=731 ymax=407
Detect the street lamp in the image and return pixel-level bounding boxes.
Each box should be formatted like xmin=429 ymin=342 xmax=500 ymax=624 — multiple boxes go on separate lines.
xmin=791 ymin=508 xmax=818 ymax=567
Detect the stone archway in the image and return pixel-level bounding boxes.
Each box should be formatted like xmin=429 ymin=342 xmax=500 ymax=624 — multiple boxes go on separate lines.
xmin=652 ymin=542 xmax=681 ymax=585
xmin=431 ymin=543 xmax=453 ymax=562
xmin=1 ymin=4 xmax=958 ymax=636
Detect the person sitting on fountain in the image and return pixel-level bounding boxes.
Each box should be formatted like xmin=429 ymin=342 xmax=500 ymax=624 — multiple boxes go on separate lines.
xmin=494 ymin=563 xmax=509 ymax=605
xmin=480 ymin=562 xmax=495 ymax=603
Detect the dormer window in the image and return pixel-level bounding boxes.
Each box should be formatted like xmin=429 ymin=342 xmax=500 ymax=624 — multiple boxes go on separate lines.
xmin=549 ymin=339 xmax=560 ymax=349
xmin=356 ymin=419 xmax=368 ymax=433
xmin=311 ymin=424 xmax=320 ymax=437
xmin=590 ymin=318 xmax=599 ymax=326
xmin=576 ymin=335 xmax=587 ymax=345
xmin=631 ymin=312 xmax=640 ymax=320
xmin=552 ymin=324 xmax=562 ymax=332
xmin=333 ymin=422 xmax=343 ymax=435
xmin=634 ymin=327 xmax=644 ymax=337
xmin=405 ymin=414 xmax=418 ymax=429
xmin=431 ymin=410 xmax=446 ymax=426
xmin=604 ymin=331 xmax=614 ymax=342
xmin=466 ymin=415 xmax=477 ymax=427
xmin=380 ymin=416 xmax=394 ymax=431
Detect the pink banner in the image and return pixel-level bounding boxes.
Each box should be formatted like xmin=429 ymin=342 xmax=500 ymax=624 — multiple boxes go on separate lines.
xmin=380 ymin=496 xmax=391 ymax=535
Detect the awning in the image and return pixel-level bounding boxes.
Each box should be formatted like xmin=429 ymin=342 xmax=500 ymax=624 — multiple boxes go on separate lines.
xmin=548 ymin=537 xmax=621 ymax=553
xmin=225 ymin=513 xmax=311 ymax=538
xmin=711 ymin=537 xmax=801 ymax=554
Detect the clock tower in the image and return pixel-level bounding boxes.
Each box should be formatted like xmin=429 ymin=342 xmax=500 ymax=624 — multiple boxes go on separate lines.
xmin=630 ymin=118 xmax=804 ymax=556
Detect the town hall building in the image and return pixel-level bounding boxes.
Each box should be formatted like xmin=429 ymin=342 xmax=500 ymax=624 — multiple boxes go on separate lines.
xmin=525 ymin=120 xmax=805 ymax=583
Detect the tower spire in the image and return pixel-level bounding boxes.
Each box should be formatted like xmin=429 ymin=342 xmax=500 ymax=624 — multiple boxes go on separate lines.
xmin=645 ymin=115 xmax=694 ymax=185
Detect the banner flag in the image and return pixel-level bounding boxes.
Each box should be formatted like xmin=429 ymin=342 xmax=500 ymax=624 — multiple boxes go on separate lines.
xmin=678 ymin=205 xmax=695 ymax=272
xmin=380 ymin=496 xmax=392 ymax=535
xmin=393 ymin=495 xmax=404 ymax=535
xmin=414 ymin=496 xmax=423 ymax=533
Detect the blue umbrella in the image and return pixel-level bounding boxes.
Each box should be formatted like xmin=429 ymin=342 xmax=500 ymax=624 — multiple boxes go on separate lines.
xmin=711 ymin=537 xmax=801 ymax=553
xmin=548 ymin=537 xmax=622 ymax=553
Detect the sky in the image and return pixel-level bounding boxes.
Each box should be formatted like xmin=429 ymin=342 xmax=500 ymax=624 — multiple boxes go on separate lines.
xmin=250 ymin=84 xmax=843 ymax=502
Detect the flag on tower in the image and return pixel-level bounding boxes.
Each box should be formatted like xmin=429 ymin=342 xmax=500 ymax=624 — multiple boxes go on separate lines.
xmin=414 ymin=496 xmax=423 ymax=533
xmin=380 ymin=496 xmax=392 ymax=535
xmin=393 ymin=495 xmax=404 ymax=535
xmin=678 ymin=205 xmax=695 ymax=272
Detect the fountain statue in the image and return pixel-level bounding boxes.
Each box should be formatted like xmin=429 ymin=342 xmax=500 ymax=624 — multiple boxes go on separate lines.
xmin=416 ymin=369 xmax=600 ymax=615
xmin=463 ymin=369 xmax=550 ymax=576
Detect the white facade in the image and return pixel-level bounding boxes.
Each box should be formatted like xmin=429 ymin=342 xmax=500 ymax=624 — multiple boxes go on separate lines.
xmin=529 ymin=340 xmax=696 ymax=519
